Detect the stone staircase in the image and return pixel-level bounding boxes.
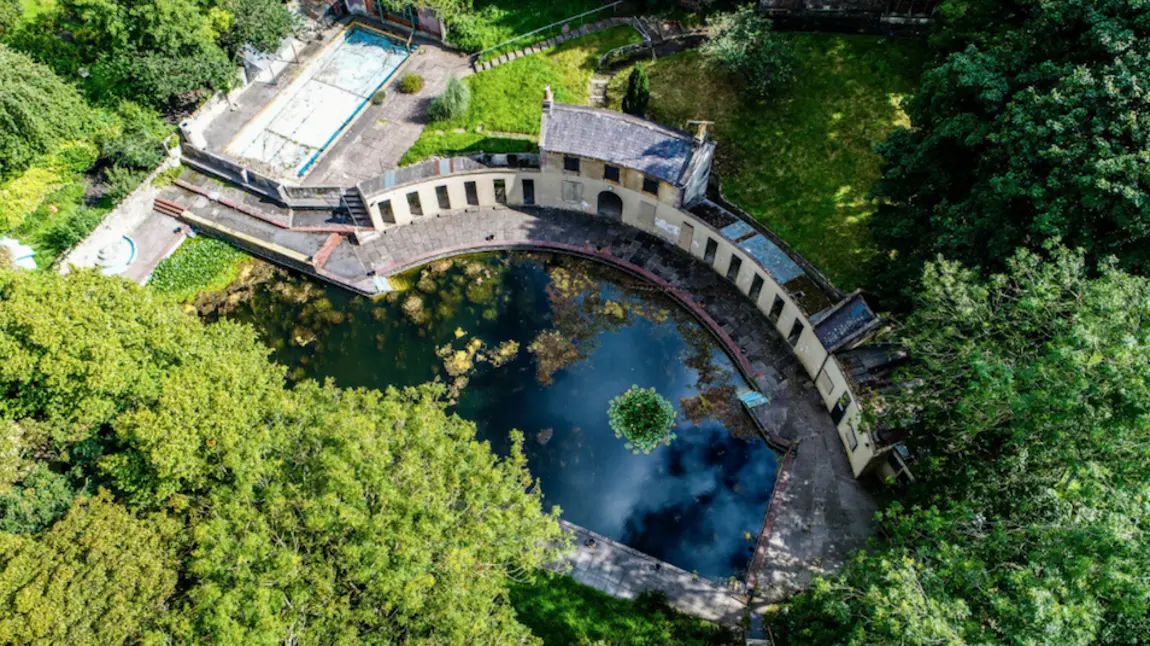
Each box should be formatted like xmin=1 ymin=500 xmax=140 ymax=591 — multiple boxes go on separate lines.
xmin=472 ymin=17 xmax=636 ymax=73
xmin=342 ymin=189 xmax=372 ymax=228
xmin=588 ymin=74 xmax=611 ymax=107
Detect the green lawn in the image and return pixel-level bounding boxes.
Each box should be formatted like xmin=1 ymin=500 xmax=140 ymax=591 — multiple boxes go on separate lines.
xmin=609 ymin=35 xmax=926 ymax=290
xmin=399 ymin=133 xmax=537 ymax=166
xmin=148 ymin=235 xmax=250 ymax=302
xmin=452 ymin=0 xmax=610 ymax=55
xmin=510 ymin=572 xmax=739 ymax=646
xmin=403 ymin=26 xmax=639 ymax=164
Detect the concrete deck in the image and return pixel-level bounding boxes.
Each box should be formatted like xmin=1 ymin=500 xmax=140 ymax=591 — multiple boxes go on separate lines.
xmin=156 ymin=177 xmax=879 ymax=618
xmin=301 ymin=43 xmax=470 ymax=186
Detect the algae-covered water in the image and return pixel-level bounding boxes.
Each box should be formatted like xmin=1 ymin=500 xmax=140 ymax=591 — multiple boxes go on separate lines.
xmin=209 ymin=252 xmax=778 ymax=580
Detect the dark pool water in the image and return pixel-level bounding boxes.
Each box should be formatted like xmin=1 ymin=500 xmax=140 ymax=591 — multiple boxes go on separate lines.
xmin=211 ymin=253 xmax=778 ymax=579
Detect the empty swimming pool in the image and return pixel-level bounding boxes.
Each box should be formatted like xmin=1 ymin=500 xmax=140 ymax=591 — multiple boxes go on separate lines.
xmin=227 ymin=27 xmax=409 ymax=177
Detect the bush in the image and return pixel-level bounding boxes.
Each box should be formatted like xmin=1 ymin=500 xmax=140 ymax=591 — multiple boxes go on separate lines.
xmin=607 ymin=385 xmax=676 ymax=454
xmin=702 ymin=5 xmax=793 ymax=100
xmin=397 ymin=73 xmax=424 ymax=94
xmin=621 ymin=64 xmax=650 ymax=117
xmin=428 ymin=75 xmax=471 ymax=122
xmin=38 ymin=206 xmax=104 ymax=256
xmin=103 ymin=165 xmax=149 ymax=204
xmin=371 ymin=89 xmax=387 ymax=105
xmin=99 ymin=101 xmax=171 ymax=170
xmin=0 ymin=166 xmax=65 ymax=231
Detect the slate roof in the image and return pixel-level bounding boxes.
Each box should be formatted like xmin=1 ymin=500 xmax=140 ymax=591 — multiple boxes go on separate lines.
xmin=540 ymin=103 xmax=696 ymax=185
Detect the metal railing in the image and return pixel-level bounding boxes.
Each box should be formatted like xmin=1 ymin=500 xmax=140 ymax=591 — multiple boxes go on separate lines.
xmin=470 ymin=1 xmax=624 ymax=66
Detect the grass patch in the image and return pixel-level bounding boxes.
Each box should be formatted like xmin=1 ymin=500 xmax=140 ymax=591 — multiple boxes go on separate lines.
xmin=148 ymin=235 xmax=249 ymax=302
xmin=399 ymin=133 xmax=538 ymax=166
xmin=452 ymin=0 xmax=606 ymax=54
xmin=510 ymin=572 xmax=739 ymax=646
xmin=609 ymin=36 xmax=925 ymax=290
xmin=436 ymin=26 xmax=639 ymax=135
xmin=403 ymin=26 xmax=639 ymax=161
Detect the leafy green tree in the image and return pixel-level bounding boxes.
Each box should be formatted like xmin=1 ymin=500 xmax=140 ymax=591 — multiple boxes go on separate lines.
xmin=0 ymin=269 xmax=286 ymax=504
xmin=215 ymin=0 xmax=295 ymax=56
xmin=98 ymin=101 xmax=170 ymax=170
xmin=701 ymin=5 xmax=792 ymax=100
xmin=621 ymin=64 xmax=650 ymax=118
xmin=44 ymin=0 xmax=235 ymax=107
xmin=0 ymin=465 xmax=77 ymax=534
xmin=0 ymin=491 xmax=181 ymax=645
xmin=0 ymin=268 xmax=568 ymax=643
xmin=773 ymin=246 xmax=1150 ymax=644
xmin=0 ymin=45 xmax=96 ymax=179
xmin=178 ymin=383 xmax=564 ymax=644
xmin=428 ymin=74 xmax=470 ymax=121
xmin=868 ymin=0 xmax=1150 ymax=307
xmin=0 ymin=0 xmax=20 ymax=40
xmin=607 ymin=386 xmax=676 ymax=454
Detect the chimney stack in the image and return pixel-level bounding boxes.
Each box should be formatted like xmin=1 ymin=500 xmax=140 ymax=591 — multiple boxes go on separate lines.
xmin=542 ymin=85 xmax=554 ymax=112
xmin=695 ymin=122 xmax=709 ymax=145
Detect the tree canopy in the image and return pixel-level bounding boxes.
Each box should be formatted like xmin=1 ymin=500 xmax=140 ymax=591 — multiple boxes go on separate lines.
xmin=0 ymin=46 xmax=97 ymax=179
xmin=0 ymin=269 xmax=564 ymax=644
xmin=868 ymin=0 xmax=1150 ymax=306
xmin=701 ymin=6 xmax=793 ymax=100
xmin=774 ymin=245 xmax=1150 ymax=644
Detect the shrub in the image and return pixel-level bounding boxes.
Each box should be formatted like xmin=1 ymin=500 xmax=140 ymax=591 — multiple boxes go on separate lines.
xmin=428 ymin=75 xmax=470 ymax=122
xmin=621 ymin=64 xmax=650 ymax=117
xmin=38 ymin=206 xmax=105 ymax=256
xmin=0 ymin=166 xmax=65 ymax=231
xmin=104 ymin=165 xmax=149 ymax=204
xmin=371 ymin=89 xmax=387 ymax=105
xmin=398 ymin=73 xmax=424 ymax=94
xmin=99 ymin=101 xmax=171 ymax=170
xmin=607 ymin=386 xmax=676 ymax=454
xmin=702 ymin=5 xmax=793 ymax=100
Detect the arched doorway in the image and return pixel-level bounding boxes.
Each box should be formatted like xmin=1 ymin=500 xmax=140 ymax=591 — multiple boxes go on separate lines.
xmin=596 ymin=191 xmax=623 ymax=220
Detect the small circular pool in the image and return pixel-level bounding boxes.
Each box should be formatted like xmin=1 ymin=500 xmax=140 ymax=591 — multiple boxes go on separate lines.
xmin=211 ymin=252 xmax=779 ymax=580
